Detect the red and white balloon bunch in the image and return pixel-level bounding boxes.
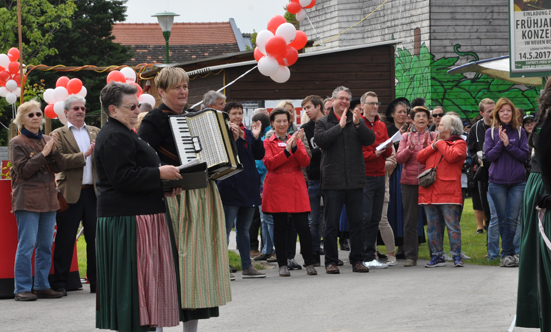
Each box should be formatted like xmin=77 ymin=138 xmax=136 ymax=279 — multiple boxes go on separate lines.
xmin=0 ymin=48 xmax=25 ymax=105
xmin=106 ymin=67 xmax=155 ymax=107
xmin=43 ymin=76 xmax=87 ymax=124
xmin=255 ymin=15 xmax=308 ymax=83
xmin=286 ymin=0 xmax=316 ymax=22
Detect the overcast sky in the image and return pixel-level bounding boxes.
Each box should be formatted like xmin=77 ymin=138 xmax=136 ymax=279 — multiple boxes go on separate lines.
xmin=124 ymin=0 xmax=290 ymax=34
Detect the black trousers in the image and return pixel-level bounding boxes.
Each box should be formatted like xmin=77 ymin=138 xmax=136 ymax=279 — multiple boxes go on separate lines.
xmin=273 ymin=212 xmax=314 ymax=267
xmin=249 ymin=206 xmax=261 ymax=251
xmin=53 ymin=187 xmax=97 ymax=289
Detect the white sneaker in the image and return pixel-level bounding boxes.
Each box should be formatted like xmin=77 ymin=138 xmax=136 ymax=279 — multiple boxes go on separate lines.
xmin=443 ymin=253 xmax=452 ymax=261
xmin=386 ymin=256 xmax=397 ymax=266
xmin=363 ymin=259 xmax=388 ymax=269
xmin=460 ymin=251 xmax=471 ymax=260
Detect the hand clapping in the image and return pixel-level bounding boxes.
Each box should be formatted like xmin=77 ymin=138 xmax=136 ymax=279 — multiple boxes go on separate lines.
xmin=42 ymin=132 xmax=59 ymax=157
xmin=251 ymin=120 xmax=262 ymax=139
xmin=498 ymin=125 xmax=509 ymax=147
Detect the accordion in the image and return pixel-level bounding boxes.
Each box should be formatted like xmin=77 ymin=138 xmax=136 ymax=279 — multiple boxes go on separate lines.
xmin=168 ymin=108 xmax=243 ymax=180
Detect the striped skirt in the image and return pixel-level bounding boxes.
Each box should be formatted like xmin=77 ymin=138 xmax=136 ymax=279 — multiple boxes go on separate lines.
xmin=96 ymin=213 xmax=179 ymax=331
xmin=166 ymin=180 xmax=232 ymax=311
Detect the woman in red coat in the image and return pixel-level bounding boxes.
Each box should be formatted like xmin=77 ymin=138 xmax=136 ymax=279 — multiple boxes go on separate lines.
xmin=417 ymin=114 xmax=467 ymax=268
xmin=262 ymin=107 xmax=317 ymax=277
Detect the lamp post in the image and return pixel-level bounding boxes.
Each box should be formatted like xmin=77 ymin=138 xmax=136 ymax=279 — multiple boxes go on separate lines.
xmin=152 ymin=11 xmax=180 ymax=64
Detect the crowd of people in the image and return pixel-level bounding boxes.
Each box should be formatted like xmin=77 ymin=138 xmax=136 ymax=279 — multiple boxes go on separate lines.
xmin=7 ymin=68 xmax=551 ymax=331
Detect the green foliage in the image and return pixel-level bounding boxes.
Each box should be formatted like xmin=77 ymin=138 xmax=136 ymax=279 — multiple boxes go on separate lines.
xmin=1 ymin=161 xmax=11 ymax=179
xmin=284 ymin=2 xmax=299 ymax=29
xmin=395 ymin=43 xmax=541 ymax=119
xmin=0 ymin=0 xmax=76 ymax=64
xmin=247 ymin=29 xmax=257 ymax=51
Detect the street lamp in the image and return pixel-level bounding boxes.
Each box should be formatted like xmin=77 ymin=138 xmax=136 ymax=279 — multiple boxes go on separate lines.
xmin=152 ymin=11 xmax=180 ymax=64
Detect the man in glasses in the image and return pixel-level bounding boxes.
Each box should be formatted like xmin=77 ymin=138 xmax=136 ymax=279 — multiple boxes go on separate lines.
xmin=429 ymin=106 xmax=445 ymax=131
xmin=52 ymin=95 xmax=100 ymax=296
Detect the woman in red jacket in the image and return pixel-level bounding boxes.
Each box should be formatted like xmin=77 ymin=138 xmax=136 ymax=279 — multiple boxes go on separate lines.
xmin=417 ymin=114 xmax=467 ymax=268
xmin=262 ymin=107 xmax=316 ymax=277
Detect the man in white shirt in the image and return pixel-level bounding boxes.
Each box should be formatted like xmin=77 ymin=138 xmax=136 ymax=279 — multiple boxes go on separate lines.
xmin=52 ymin=95 xmax=100 ymax=295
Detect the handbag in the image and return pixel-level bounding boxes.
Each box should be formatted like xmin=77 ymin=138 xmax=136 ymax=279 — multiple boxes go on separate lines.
xmin=418 ymin=155 xmax=443 ymax=188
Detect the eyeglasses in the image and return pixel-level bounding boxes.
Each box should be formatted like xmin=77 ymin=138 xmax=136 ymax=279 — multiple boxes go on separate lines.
xmin=365 ymin=102 xmax=382 ymax=106
xmin=27 ymin=112 xmax=43 ymax=118
xmin=336 ymin=97 xmax=350 ymax=102
xmin=433 ymin=113 xmax=444 ymax=118
xmin=71 ymin=106 xmax=86 ymax=112
xmin=121 ymin=104 xmax=138 ymax=111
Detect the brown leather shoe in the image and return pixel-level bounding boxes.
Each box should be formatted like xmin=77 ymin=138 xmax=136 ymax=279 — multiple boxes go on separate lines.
xmin=14 ymin=291 xmax=37 ymax=301
xmin=325 ymin=263 xmax=340 ymax=274
xmin=353 ymin=262 xmax=370 ymax=273
xmin=33 ymin=288 xmax=63 ymax=299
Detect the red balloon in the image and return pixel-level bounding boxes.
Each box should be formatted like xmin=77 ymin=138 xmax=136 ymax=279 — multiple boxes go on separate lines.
xmin=131 ymin=82 xmax=143 ymax=97
xmin=276 ymin=46 xmax=299 ymax=67
xmin=289 ymin=30 xmax=308 ymax=50
xmin=107 ymin=71 xmax=126 ymax=84
xmin=267 ymin=15 xmax=287 ymax=34
xmin=305 ymin=0 xmax=316 ymax=9
xmin=8 ymin=48 xmax=20 ymax=62
xmin=67 ymin=78 xmax=83 ymax=95
xmin=56 ymin=76 xmax=70 ymax=88
xmin=0 ymin=80 xmax=5 ymax=87
xmin=0 ymin=71 xmax=9 ymax=81
xmin=45 ymin=104 xmax=57 ymax=119
xmin=287 ymin=2 xmax=302 ymax=15
xmin=8 ymin=62 xmax=19 ymax=74
xmin=13 ymin=73 xmax=20 ymax=84
xmin=254 ymin=47 xmax=265 ymax=62
xmin=265 ymin=36 xmax=287 ymax=57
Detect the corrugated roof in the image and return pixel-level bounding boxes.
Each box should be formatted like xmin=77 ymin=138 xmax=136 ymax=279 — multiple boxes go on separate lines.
xmin=112 ymin=22 xmax=238 ymax=46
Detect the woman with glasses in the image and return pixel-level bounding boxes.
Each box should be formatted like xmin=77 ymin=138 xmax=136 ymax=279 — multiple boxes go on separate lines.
xmin=9 ymin=100 xmax=66 ymax=301
xmin=94 ymin=82 xmax=183 ymax=331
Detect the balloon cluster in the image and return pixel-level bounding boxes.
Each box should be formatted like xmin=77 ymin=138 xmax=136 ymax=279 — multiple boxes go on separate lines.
xmin=43 ymin=76 xmax=88 ymax=124
xmin=0 ymin=48 xmax=25 ymax=105
xmin=255 ymin=15 xmax=308 ymax=83
xmin=286 ymin=0 xmax=316 ymax=22
xmin=106 ymin=68 xmax=156 ymax=108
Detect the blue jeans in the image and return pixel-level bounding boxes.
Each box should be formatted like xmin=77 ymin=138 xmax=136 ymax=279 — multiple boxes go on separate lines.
xmin=14 ymin=210 xmax=56 ymax=294
xmin=486 ymin=192 xmax=500 ymax=260
xmin=488 ymin=182 xmax=526 ymax=257
xmin=307 ymin=180 xmax=323 ymax=253
xmin=424 ymin=204 xmax=462 ymax=256
xmin=362 ymin=176 xmax=386 ymax=262
xmin=224 ymin=205 xmax=255 ymax=270
xmin=260 ymin=206 xmax=274 ymax=255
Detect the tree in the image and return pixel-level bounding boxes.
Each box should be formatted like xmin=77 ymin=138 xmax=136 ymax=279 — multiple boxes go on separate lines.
xmin=0 ymin=0 xmax=76 ymax=64
xmin=39 ymin=0 xmax=133 ymax=125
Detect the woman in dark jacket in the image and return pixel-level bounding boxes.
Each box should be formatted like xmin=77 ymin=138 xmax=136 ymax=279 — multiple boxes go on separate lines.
xmin=217 ymin=102 xmax=266 ymax=279
xmin=9 ymin=100 xmax=66 ymax=301
xmin=95 ymin=82 xmax=183 ymax=331
xmin=485 ymin=97 xmax=529 ymax=268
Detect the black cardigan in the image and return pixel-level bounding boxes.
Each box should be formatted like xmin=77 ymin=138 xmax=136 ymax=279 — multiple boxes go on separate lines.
xmin=94 ymin=117 xmax=165 ymax=217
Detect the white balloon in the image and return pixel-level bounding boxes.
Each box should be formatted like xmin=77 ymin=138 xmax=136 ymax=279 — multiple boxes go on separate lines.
xmin=258 ymin=56 xmax=279 ymax=77
xmin=276 ymin=23 xmax=297 ymax=44
xmin=138 ymin=93 xmax=156 ymax=108
xmin=77 ymin=86 xmax=87 ymax=97
xmin=271 ymin=66 xmax=291 ymax=83
xmin=14 ymin=87 xmax=20 ymax=97
xmin=53 ymin=86 xmax=69 ymax=102
xmin=296 ymin=9 xmax=307 ymax=22
xmin=299 ymin=0 xmax=312 ymax=7
xmin=6 ymin=93 xmax=17 ymax=104
xmin=43 ymin=88 xmax=56 ymax=104
xmin=58 ymin=113 xmax=68 ymax=125
xmin=0 ymin=87 xmax=8 ymax=97
xmin=5 ymin=79 xmax=17 ymax=92
xmin=120 ymin=67 xmax=137 ymax=83
xmin=0 ymin=54 xmax=9 ymax=69
xmin=256 ymin=30 xmax=274 ymax=55
xmin=54 ymin=101 xmax=65 ymax=117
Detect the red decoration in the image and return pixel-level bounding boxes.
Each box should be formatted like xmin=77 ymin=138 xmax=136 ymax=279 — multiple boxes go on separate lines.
xmin=45 ymin=104 xmax=57 ymax=119
xmin=305 ymin=0 xmax=316 ymax=9
xmin=67 ymin=78 xmax=83 ymax=95
xmin=276 ymin=46 xmax=299 ymax=67
xmin=289 ymin=31 xmax=308 ymax=51
xmin=265 ymin=36 xmax=287 ymax=57
xmin=106 ymin=71 xmax=126 ymax=84
xmin=267 ymin=15 xmax=287 ymax=34
xmin=56 ymin=76 xmax=70 ymax=88
xmin=286 ymin=2 xmax=302 ymax=15
xmin=254 ymin=47 xmax=265 ymax=62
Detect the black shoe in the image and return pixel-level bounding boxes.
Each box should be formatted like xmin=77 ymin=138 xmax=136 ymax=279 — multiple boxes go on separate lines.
xmin=90 ymin=284 xmax=96 ymax=293
xmin=253 ymin=253 xmax=271 ymax=261
xmin=475 ymin=229 xmax=484 ymax=234
xmin=395 ymin=252 xmax=406 ymax=259
xmin=53 ymin=288 xmax=67 ymax=296
xmin=339 ymin=242 xmax=350 ymax=251
xmin=337 ymin=259 xmax=344 ymax=266
xmin=377 ymin=250 xmax=388 ymax=259
xmin=229 ymin=265 xmax=237 ymax=273
xmin=312 ymin=251 xmax=321 ymax=267
xmin=287 ymin=259 xmax=302 ymax=270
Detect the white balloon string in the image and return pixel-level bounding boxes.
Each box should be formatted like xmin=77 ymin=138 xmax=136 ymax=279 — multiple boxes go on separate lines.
xmin=305 ymin=10 xmax=323 ymax=46
xmin=190 ymin=65 xmax=259 ymax=109
xmin=12 ymin=103 xmax=16 ymax=120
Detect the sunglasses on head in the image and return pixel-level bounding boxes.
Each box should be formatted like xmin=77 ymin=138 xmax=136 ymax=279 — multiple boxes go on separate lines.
xmin=27 ymin=112 xmax=43 ymax=118
xmin=71 ymin=106 xmax=86 ymax=112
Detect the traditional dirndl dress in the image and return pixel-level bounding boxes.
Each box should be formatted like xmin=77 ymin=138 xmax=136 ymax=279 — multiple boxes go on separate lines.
xmin=165 ymin=180 xmax=232 ymax=321
xmin=96 ymin=213 xmax=179 ymax=331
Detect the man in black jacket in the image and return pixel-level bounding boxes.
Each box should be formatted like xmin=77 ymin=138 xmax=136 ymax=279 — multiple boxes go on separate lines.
xmin=314 ymin=86 xmax=375 ymax=274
